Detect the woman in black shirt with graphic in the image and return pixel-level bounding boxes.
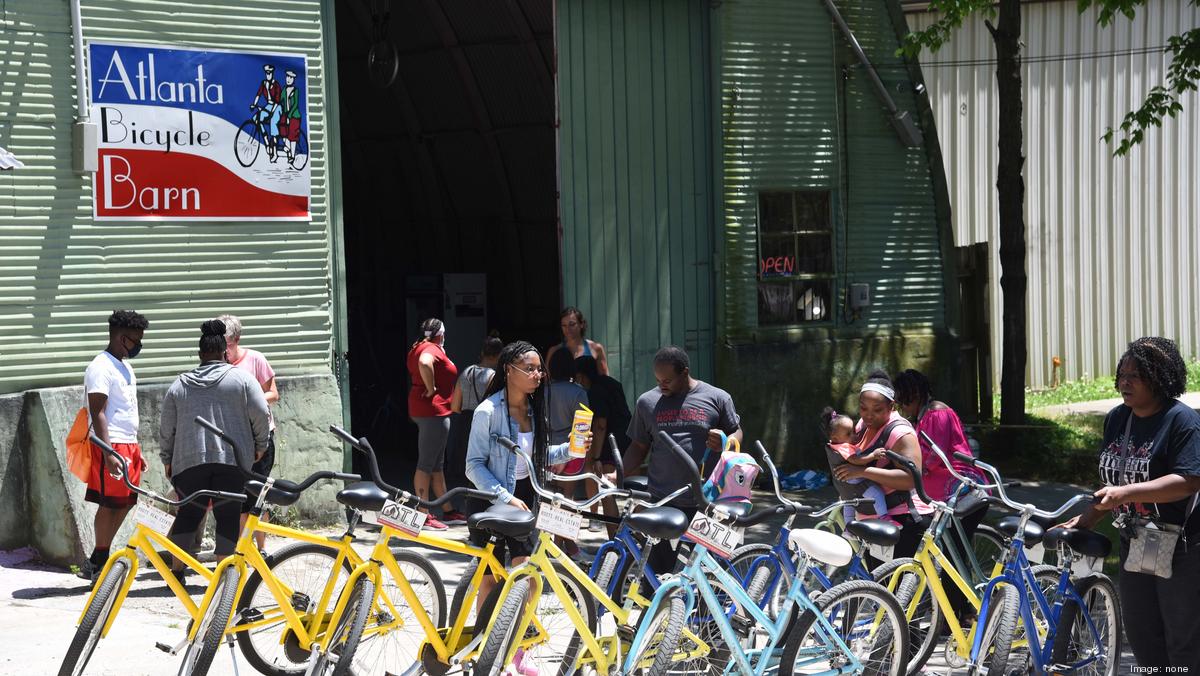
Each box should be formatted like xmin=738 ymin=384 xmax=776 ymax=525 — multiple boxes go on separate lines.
xmin=1060 ymin=337 xmax=1200 ymax=669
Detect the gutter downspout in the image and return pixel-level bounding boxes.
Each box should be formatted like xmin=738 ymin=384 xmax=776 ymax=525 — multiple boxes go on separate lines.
xmin=820 ymin=0 xmax=924 ymax=147
xmin=70 ymin=0 xmax=97 ymax=173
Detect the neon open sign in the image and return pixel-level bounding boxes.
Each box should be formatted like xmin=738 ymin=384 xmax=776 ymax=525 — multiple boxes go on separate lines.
xmin=760 ymin=256 xmax=795 ymax=277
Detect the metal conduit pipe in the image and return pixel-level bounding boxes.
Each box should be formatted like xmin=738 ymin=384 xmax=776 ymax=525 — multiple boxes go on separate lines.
xmin=70 ymin=0 xmax=97 ymax=173
xmin=71 ymin=0 xmax=88 ymax=121
xmin=820 ymin=0 xmax=924 ymax=147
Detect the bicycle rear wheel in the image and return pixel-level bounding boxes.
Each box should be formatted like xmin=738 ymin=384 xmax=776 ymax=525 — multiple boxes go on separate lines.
xmin=780 ymin=579 xmax=908 ymax=676
xmin=59 ymin=557 xmax=131 ymax=676
xmin=178 ymin=566 xmax=240 ymax=676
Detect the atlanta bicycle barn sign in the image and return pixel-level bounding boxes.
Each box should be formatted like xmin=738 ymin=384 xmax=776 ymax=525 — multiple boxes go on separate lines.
xmin=88 ymin=41 xmax=311 ymax=220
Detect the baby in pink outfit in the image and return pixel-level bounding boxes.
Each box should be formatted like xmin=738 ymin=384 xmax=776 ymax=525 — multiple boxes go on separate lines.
xmin=823 ymin=410 xmax=889 ymax=521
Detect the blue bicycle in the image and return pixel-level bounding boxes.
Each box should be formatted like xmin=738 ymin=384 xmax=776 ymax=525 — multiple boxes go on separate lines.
xmin=885 ymin=446 xmax=1121 ymax=676
xmin=629 ymin=431 xmax=909 ymax=676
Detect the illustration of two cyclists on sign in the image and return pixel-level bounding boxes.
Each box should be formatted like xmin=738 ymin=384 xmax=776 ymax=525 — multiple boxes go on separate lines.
xmin=235 ymin=63 xmax=309 ymax=170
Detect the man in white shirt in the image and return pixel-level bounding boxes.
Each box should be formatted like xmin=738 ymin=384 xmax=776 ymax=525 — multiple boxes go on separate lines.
xmin=79 ymin=309 xmax=149 ymax=581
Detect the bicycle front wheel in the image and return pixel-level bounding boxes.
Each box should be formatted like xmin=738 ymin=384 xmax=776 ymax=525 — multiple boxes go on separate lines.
xmin=780 ymin=578 xmax=908 ymax=676
xmin=970 ymin=583 xmax=1020 ymax=676
xmin=59 ymin=557 xmax=131 ymax=676
xmin=475 ymin=577 xmax=534 ymax=676
xmin=312 ymin=576 xmax=374 ymax=676
xmin=872 ymin=557 xmax=941 ymax=675
xmin=1052 ymin=574 xmax=1121 ymax=676
xmin=631 ymin=590 xmax=687 ymax=676
xmin=178 ymin=566 xmax=240 ymax=676
xmin=353 ymin=548 xmax=445 ymax=675
xmin=234 ymin=119 xmax=262 ymax=167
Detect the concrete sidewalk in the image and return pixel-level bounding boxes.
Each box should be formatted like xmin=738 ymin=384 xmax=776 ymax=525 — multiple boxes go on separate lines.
xmin=1035 ymin=391 xmax=1200 ymax=418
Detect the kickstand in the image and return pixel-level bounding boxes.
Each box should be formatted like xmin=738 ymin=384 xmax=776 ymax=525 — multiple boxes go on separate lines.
xmin=225 ymin=634 xmax=241 ymax=676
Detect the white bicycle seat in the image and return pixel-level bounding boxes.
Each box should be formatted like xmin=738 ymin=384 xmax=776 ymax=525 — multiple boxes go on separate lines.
xmin=788 ymin=528 xmax=854 ymax=567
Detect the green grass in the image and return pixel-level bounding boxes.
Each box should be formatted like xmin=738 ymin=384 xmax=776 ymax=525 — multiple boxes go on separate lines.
xmin=990 ymin=359 xmax=1200 ymax=411
xmin=975 ymin=414 xmax=1103 ymax=485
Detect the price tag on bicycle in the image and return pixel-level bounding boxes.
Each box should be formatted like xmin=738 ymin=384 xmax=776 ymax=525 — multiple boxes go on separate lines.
xmin=378 ymin=499 xmax=427 ymax=536
xmin=1026 ymin=542 xmax=1046 ymax=564
xmin=133 ymin=501 xmax=176 ymax=537
xmin=536 ymin=502 xmax=583 ymax=541
xmin=866 ymin=541 xmax=895 ymax=562
xmin=684 ymin=511 xmax=743 ymax=559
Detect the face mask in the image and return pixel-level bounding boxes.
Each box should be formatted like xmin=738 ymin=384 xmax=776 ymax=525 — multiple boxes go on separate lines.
xmin=124 ymin=336 xmax=143 ymax=359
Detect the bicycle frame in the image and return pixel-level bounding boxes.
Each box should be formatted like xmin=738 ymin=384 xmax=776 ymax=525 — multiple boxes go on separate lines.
xmin=78 ymin=524 xmax=216 ymax=640
xmin=483 ymin=530 xmax=705 ymax=674
xmin=634 ymin=539 xmax=865 ymax=676
xmin=970 ymin=527 xmax=1109 ymax=675
xmin=588 ymin=524 xmax=665 ymax=608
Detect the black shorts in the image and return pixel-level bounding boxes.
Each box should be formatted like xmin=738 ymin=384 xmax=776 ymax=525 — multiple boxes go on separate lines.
xmin=241 ymin=431 xmax=276 ymax=514
xmin=466 ymin=478 xmax=536 ymax=563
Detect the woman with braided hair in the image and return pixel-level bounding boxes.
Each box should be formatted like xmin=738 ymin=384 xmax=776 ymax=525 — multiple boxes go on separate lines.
xmin=1059 ymin=337 xmax=1200 ymax=669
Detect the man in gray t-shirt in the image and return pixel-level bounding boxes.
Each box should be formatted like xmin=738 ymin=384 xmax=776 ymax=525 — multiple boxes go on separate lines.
xmin=624 ymin=346 xmax=742 ymax=509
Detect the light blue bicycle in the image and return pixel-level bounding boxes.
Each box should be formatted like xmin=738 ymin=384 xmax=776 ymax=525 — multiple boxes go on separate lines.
xmin=628 ymin=431 xmax=910 ymax=676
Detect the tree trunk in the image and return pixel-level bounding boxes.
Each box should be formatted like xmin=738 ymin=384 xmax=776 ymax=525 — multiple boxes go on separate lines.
xmin=989 ymin=0 xmax=1027 ymax=425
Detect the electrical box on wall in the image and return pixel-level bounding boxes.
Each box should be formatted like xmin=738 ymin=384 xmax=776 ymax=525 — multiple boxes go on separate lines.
xmin=849 ymin=283 xmax=871 ymax=310
xmin=73 ymin=121 xmax=97 ymax=174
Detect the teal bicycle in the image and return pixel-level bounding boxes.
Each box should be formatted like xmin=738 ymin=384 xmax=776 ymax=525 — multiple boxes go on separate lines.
xmin=629 ymin=431 xmax=910 ymax=676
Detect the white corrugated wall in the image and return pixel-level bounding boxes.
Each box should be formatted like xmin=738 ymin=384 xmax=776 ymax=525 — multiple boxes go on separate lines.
xmin=0 ymin=0 xmax=335 ymax=394
xmin=908 ymin=0 xmax=1200 ymax=389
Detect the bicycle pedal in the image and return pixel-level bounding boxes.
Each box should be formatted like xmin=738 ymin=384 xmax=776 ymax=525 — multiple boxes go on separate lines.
xmin=155 ymin=642 xmax=172 ymax=654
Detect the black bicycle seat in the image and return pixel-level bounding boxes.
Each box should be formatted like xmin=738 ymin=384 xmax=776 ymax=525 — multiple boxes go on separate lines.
xmin=996 ymin=515 xmax=1045 ymax=547
xmin=244 ymin=480 xmax=301 ymax=507
xmin=845 ymin=519 xmax=902 ymax=547
xmin=337 ymin=481 xmax=389 ymax=512
xmin=712 ymin=501 xmax=753 ymax=518
xmin=623 ymin=476 xmax=650 ymax=492
xmin=467 ymin=504 xmax=536 ymax=539
xmin=1043 ymin=527 xmax=1112 ymax=559
xmin=626 ymin=506 xmax=689 ymax=540
xmin=954 ymin=492 xmax=990 ymax=519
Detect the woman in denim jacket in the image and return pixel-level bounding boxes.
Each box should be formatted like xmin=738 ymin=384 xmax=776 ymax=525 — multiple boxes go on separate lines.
xmin=464 ymin=341 xmax=573 ymax=602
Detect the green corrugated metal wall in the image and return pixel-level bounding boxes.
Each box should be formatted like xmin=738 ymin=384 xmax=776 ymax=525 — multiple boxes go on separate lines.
xmin=718 ymin=0 xmax=946 ymax=338
xmin=558 ymin=0 xmax=716 ymax=399
xmin=0 ymin=0 xmax=334 ymax=394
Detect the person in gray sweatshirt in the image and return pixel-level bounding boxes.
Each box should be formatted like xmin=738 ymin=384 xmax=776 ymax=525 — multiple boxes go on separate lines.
xmin=160 ymin=319 xmax=270 ymax=570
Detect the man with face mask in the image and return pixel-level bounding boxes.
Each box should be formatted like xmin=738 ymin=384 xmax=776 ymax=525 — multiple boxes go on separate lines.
xmin=79 ymin=309 xmax=150 ymax=581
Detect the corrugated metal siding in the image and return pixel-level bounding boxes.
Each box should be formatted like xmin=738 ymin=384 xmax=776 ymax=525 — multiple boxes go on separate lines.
xmin=720 ymin=0 xmax=947 ymax=336
xmin=0 ymin=0 xmax=334 ymax=394
xmin=558 ymin=0 xmax=716 ymax=399
xmin=909 ymin=0 xmax=1200 ymax=387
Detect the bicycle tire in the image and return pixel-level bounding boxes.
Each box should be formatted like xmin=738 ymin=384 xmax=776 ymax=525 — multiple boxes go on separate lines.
xmin=972 ymin=524 xmax=1009 ymax=578
xmin=59 ymin=557 xmax=131 ymax=676
xmin=728 ymin=543 xmax=790 ymax=619
xmin=971 ymin=583 xmax=1020 ymax=676
xmin=236 ymin=542 xmax=352 ymax=676
xmin=675 ymin=573 xmax=751 ymax=676
xmin=354 ymin=548 xmax=445 ymax=675
xmin=234 ymin=119 xmax=262 ymax=167
xmin=873 ymin=556 xmax=942 ymax=675
xmin=290 ymin=131 xmax=309 ymax=170
xmin=1051 ymin=574 xmax=1121 ymax=676
xmin=560 ymin=550 xmax=621 ymax=675
xmin=178 ymin=565 xmax=240 ymax=676
xmin=523 ymin=561 xmax=598 ymax=674
xmin=780 ymin=578 xmax=908 ymax=676
xmin=633 ymin=591 xmax=688 ymax=676
xmin=313 ymin=576 xmax=374 ymax=676
xmin=474 ymin=577 xmax=533 ymax=676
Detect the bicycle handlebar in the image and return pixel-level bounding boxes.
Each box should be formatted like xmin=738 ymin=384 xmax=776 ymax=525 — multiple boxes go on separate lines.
xmin=917 ymin=431 xmax=1002 ymax=491
xmin=656 ymin=431 xmax=790 ymax=527
xmin=966 ymin=456 xmax=1095 ymax=520
xmin=497 ymin=436 xmax=630 ymax=511
xmin=89 ymin=434 xmax=247 ymax=508
xmin=883 ymin=449 xmax=936 ymax=506
xmin=329 ymin=424 xmax=498 ymax=507
xmin=194 ymin=416 xmax=360 ymax=493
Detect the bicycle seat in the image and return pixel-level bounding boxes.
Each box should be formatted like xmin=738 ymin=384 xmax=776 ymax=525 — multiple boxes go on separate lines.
xmin=623 ymin=476 xmax=650 ymax=492
xmin=845 ymin=519 xmax=902 ymax=547
xmin=996 ymin=515 xmax=1045 ymax=546
xmin=336 ymin=481 xmax=389 ymax=512
xmin=1043 ymin=527 xmax=1112 ymax=559
xmin=713 ymin=501 xmax=753 ymax=518
xmin=244 ymin=480 xmax=301 ymax=507
xmin=788 ymin=528 xmax=854 ymax=567
xmin=625 ymin=506 xmax=689 ymax=540
xmin=468 ymin=504 xmax=536 ymax=539
xmin=954 ymin=492 xmax=990 ymax=519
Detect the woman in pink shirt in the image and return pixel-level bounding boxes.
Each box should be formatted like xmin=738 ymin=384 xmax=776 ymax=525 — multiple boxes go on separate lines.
xmin=218 ymin=315 xmax=279 ymax=551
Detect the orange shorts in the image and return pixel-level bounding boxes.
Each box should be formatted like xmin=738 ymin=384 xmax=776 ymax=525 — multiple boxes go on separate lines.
xmin=85 ymin=442 xmax=145 ymax=508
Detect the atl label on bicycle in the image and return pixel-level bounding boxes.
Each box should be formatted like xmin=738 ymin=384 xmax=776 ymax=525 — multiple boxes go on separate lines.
xmin=88 ymin=41 xmax=311 ymax=221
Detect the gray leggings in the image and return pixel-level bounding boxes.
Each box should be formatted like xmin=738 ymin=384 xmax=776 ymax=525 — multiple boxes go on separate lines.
xmin=414 ymin=416 xmax=450 ymax=473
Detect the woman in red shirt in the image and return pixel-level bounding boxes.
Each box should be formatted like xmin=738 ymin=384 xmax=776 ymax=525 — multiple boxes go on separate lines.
xmin=407 ymin=318 xmax=461 ymax=530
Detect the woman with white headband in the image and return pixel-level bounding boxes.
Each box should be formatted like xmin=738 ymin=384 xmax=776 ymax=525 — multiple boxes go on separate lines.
xmin=406 ymin=317 xmax=463 ymax=531
xmin=832 ymin=368 xmax=932 ymax=563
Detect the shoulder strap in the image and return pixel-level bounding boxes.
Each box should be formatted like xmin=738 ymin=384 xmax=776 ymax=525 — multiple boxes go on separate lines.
xmin=866 ymin=419 xmax=906 ymax=452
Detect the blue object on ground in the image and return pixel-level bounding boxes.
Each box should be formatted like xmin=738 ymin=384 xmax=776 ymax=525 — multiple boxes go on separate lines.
xmin=779 ymin=469 xmax=829 ymax=491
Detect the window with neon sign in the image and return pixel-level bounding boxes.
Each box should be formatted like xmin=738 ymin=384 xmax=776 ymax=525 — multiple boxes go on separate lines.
xmin=757 ymin=191 xmax=834 ymax=325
